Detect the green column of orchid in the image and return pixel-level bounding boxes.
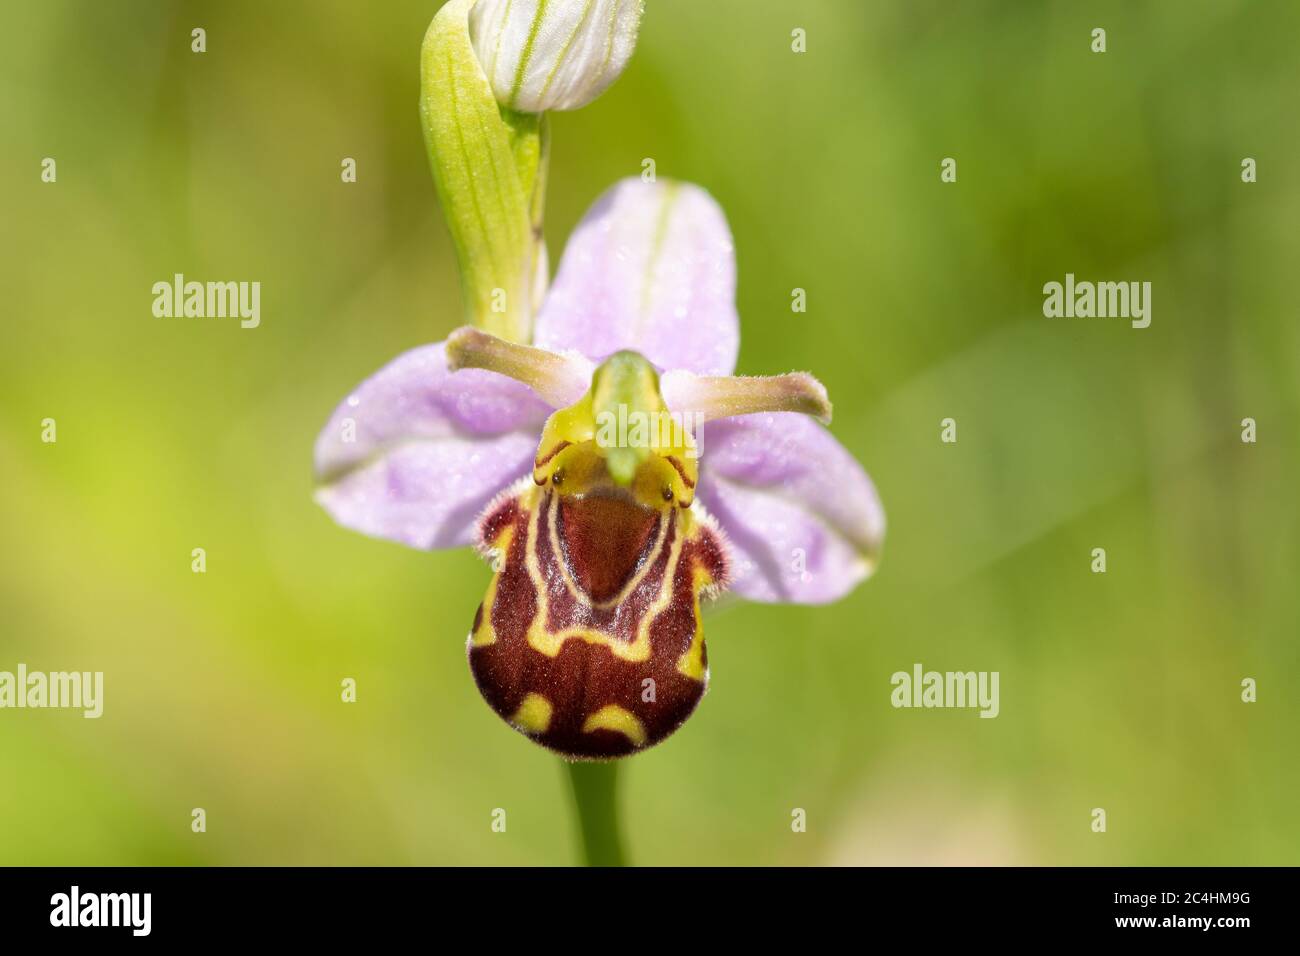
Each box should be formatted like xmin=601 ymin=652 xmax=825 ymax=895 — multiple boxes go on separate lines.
xmin=419 ymin=0 xmax=548 ymax=344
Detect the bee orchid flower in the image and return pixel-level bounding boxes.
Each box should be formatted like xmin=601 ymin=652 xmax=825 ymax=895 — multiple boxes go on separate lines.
xmin=314 ymin=178 xmax=885 ymax=759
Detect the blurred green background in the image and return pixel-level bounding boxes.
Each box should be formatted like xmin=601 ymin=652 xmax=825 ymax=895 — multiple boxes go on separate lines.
xmin=2 ymin=0 xmax=1297 ymax=865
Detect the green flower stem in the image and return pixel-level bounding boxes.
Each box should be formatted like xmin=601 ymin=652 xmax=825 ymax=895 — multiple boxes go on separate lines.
xmin=563 ymin=760 xmax=627 ymax=867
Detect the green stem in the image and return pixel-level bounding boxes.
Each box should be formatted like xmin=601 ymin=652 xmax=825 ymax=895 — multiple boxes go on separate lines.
xmin=563 ymin=760 xmax=627 ymax=866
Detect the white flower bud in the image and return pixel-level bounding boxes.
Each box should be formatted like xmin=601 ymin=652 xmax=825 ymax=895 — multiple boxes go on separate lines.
xmin=470 ymin=0 xmax=644 ymax=113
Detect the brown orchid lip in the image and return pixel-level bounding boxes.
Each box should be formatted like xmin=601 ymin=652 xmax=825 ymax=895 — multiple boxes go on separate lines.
xmin=468 ymin=478 xmax=728 ymax=760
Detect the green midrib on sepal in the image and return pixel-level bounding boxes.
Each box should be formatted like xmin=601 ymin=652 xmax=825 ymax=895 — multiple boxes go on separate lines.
xmin=420 ymin=0 xmax=548 ymax=344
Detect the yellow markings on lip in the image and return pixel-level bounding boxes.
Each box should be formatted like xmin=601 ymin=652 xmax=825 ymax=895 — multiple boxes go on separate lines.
xmin=523 ymin=491 xmax=694 ymax=663
xmin=470 ymin=591 xmax=496 ymax=647
xmin=674 ymin=563 xmax=717 ymax=682
xmin=510 ymin=693 xmax=553 ymax=735
xmin=581 ymin=705 xmax=647 ymax=747
xmin=528 ymin=624 xmax=651 ymax=661
xmin=675 ymin=636 xmax=706 ymax=681
xmin=471 ymin=527 xmax=513 ymax=648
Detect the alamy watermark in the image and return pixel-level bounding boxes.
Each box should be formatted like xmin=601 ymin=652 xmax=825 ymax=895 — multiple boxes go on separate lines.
xmin=152 ymin=273 xmax=260 ymax=329
xmin=1043 ymin=273 xmax=1151 ymax=329
xmin=594 ymin=405 xmax=705 ymax=459
xmin=890 ymin=663 xmax=999 ymax=718
xmin=50 ymin=886 xmax=150 ymax=936
xmin=0 ymin=664 xmax=103 ymax=718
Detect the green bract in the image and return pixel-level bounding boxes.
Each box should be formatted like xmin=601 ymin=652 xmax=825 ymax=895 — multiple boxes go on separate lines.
xmin=420 ymin=0 xmax=549 ymax=344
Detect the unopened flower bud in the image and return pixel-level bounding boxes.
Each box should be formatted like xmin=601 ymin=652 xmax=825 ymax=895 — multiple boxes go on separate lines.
xmin=470 ymin=0 xmax=644 ymax=113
